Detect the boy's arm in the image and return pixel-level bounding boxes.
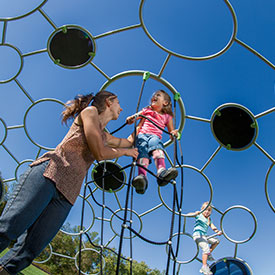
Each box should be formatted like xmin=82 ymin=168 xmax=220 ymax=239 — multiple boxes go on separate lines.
xmin=186 ymin=210 xmax=200 ymax=217
xmin=210 ymin=222 xmax=223 ymax=235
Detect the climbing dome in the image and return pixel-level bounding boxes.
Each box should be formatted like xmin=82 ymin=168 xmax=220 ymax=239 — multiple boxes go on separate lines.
xmin=0 ymin=0 xmax=274 ymax=274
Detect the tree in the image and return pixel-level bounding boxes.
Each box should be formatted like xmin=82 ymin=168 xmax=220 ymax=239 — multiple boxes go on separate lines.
xmin=35 ymin=223 xmax=164 ymax=275
xmin=0 ymin=172 xmax=7 ymax=215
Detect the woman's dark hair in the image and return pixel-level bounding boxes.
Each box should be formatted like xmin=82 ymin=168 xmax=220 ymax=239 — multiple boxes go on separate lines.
xmin=62 ymin=90 xmax=117 ymax=124
xmin=154 ymin=89 xmax=173 ymax=116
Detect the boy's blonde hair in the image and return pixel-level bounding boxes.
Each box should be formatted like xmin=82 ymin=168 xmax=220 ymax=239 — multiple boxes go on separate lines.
xmin=201 ymin=201 xmax=212 ymax=211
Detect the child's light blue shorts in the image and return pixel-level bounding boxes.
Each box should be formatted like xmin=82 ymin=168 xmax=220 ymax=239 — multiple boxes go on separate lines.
xmin=136 ymin=133 xmax=164 ymax=159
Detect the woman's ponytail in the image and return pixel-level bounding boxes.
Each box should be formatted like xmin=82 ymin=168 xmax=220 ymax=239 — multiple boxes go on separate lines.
xmin=62 ymin=93 xmax=94 ymax=124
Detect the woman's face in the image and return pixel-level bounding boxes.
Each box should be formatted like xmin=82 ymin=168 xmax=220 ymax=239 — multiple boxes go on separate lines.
xmin=109 ymin=97 xmax=122 ymax=120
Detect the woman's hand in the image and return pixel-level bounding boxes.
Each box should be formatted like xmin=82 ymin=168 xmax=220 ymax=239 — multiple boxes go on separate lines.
xmin=125 ymin=148 xmax=139 ymax=159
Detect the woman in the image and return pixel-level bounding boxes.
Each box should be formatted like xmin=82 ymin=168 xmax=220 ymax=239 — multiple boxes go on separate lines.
xmin=0 ymin=91 xmax=138 ymax=274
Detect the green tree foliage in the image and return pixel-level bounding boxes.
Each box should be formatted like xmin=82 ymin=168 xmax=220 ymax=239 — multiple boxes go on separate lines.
xmin=0 ymin=172 xmax=7 ymax=215
xmin=35 ymin=223 xmax=164 ymax=275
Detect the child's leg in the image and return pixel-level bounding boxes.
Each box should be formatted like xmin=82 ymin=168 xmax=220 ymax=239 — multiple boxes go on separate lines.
xmin=194 ymin=235 xmax=212 ymax=272
xmin=209 ymin=238 xmax=220 ymax=253
xmin=137 ymin=158 xmax=150 ymax=176
xmin=202 ymin=253 xmax=208 ymax=266
xmin=152 ymin=149 xmax=165 ymax=174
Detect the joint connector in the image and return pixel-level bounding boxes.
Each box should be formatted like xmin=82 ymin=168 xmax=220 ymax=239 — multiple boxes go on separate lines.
xmin=143 ymin=71 xmax=150 ymax=81
xmin=122 ymin=224 xmax=128 ymax=229
xmin=226 ymin=144 xmax=231 ymax=150
xmin=54 ymin=59 xmax=60 ymax=65
xmin=88 ymin=51 xmax=96 ymax=57
xmin=168 ymin=241 xmax=172 ymax=245
xmin=250 ymin=122 xmax=257 ymax=128
xmin=215 ymin=110 xmax=222 ymax=117
xmin=62 ymin=26 xmax=67 ymax=34
xmin=174 ymin=92 xmax=181 ymax=101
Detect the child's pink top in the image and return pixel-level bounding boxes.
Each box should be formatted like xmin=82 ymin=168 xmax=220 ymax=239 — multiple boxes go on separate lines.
xmin=138 ymin=107 xmax=172 ymax=139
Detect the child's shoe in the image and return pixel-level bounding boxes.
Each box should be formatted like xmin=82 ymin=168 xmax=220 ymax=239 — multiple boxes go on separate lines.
xmin=157 ymin=167 xmax=178 ymax=186
xmin=199 ymin=265 xmax=213 ymax=275
xmin=132 ymin=175 xmax=148 ymax=194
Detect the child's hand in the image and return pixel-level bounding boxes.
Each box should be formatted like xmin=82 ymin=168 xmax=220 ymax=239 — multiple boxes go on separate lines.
xmin=126 ymin=115 xmax=136 ymax=124
xmin=170 ymin=129 xmax=178 ymax=139
xmin=217 ymin=230 xmax=223 ymax=236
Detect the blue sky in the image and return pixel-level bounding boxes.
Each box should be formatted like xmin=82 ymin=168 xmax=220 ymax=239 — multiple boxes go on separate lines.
xmin=0 ymin=0 xmax=275 ymax=274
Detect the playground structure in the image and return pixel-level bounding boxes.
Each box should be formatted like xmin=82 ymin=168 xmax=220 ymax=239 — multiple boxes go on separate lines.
xmin=0 ymin=0 xmax=275 ymax=274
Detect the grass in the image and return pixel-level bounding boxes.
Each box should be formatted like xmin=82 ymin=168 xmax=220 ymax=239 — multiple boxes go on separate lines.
xmin=0 ymin=249 xmax=50 ymax=274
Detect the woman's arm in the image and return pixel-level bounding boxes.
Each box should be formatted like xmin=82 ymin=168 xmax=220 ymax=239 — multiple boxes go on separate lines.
xmin=105 ymin=132 xmax=133 ymax=148
xmin=80 ymin=107 xmax=138 ymax=160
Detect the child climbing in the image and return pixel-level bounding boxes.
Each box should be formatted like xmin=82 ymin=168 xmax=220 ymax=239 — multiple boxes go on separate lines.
xmin=187 ymin=202 xmax=223 ymax=275
xmin=126 ymin=89 xmax=178 ymax=194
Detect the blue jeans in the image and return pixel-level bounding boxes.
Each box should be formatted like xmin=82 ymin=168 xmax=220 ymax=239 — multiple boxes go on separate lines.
xmin=0 ymin=160 xmax=72 ymax=274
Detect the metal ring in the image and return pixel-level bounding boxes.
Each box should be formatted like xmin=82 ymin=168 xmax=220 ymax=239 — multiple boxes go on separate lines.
xmin=220 ymin=205 xmax=257 ymax=244
xmin=139 ymin=0 xmax=237 ymax=60
xmin=158 ymin=164 xmax=213 ymax=216
xmin=100 ymin=70 xmax=185 ymax=148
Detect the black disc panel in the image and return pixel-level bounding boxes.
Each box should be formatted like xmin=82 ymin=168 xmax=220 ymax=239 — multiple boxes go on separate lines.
xmin=49 ymin=27 xmax=94 ymax=67
xmin=92 ymin=162 xmax=125 ymax=192
xmin=212 ymin=106 xmax=256 ymax=149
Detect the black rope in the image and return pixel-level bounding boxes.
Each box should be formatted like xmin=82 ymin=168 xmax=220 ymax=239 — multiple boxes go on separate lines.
xmin=116 ymin=73 xmax=149 ymax=274
xmin=129 ymin=185 xmax=133 ymax=274
xmin=84 ymin=232 xmax=130 ymax=262
xmin=171 ymin=97 xmax=185 ymax=275
xmin=110 ymin=122 xmax=128 ymax=135
xmin=173 ymin=157 xmax=184 ymax=274
xmin=138 ymin=114 xmax=174 ymax=137
xmin=100 ymin=161 xmax=107 ymax=274
xmin=78 ymin=174 xmax=88 ymax=275
xmin=87 ymin=185 xmax=130 ymax=222
xmin=166 ymin=183 xmax=177 ymax=274
xmin=127 ymin=226 xmax=169 ymax=245
xmin=116 ymin=164 xmax=135 ymax=275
